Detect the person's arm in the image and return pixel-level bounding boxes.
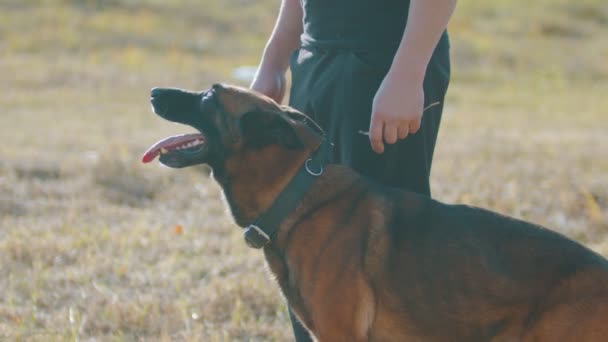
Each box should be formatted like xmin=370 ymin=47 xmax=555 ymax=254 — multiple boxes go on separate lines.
xmin=369 ymin=0 xmax=457 ymax=154
xmin=250 ymin=0 xmax=303 ymax=103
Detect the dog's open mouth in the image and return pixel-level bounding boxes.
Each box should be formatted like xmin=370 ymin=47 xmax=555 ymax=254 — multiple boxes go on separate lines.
xmin=141 ymin=133 xmax=206 ymax=164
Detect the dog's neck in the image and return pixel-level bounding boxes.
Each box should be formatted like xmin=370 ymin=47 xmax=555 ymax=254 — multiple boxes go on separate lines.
xmin=217 ymin=144 xmax=313 ymax=227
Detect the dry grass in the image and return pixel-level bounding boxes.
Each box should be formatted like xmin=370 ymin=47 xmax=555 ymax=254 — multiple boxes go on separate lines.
xmin=1 ymin=0 xmax=607 ymax=340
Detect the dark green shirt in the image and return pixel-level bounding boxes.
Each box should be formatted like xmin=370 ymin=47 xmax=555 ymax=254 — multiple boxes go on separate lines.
xmin=300 ymin=0 xmax=449 ymax=62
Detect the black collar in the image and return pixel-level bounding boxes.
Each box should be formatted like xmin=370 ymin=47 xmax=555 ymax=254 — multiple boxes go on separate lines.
xmin=243 ymin=139 xmax=332 ymax=249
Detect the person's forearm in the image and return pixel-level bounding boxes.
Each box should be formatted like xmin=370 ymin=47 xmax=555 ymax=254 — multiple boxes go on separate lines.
xmin=389 ymin=0 xmax=457 ymax=81
xmin=258 ymin=0 xmax=303 ymax=73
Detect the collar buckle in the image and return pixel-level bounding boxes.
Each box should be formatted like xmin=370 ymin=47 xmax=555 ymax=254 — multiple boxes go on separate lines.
xmin=244 ymin=224 xmax=271 ymax=249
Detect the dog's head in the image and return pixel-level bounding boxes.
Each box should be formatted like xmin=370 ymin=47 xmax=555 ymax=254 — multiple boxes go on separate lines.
xmin=143 ymin=84 xmax=324 ymax=170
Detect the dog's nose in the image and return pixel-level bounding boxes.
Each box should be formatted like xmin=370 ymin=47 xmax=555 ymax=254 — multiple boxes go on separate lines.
xmin=150 ymin=87 xmax=164 ymax=98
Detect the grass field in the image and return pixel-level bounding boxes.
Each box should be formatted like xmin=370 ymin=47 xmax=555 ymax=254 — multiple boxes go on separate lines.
xmin=1 ymin=0 xmax=607 ymax=340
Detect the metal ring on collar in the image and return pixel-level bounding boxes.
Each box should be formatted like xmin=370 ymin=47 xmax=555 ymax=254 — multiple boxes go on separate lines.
xmin=305 ymin=158 xmax=323 ymax=176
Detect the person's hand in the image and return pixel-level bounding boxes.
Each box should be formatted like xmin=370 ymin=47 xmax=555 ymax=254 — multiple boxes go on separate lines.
xmin=369 ymin=71 xmax=425 ymax=154
xmin=250 ymin=68 xmax=287 ymax=104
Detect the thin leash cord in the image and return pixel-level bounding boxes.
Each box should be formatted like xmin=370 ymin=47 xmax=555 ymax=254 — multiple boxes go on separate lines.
xmin=358 ymin=101 xmax=441 ymax=136
xmin=423 ymin=101 xmax=441 ymax=112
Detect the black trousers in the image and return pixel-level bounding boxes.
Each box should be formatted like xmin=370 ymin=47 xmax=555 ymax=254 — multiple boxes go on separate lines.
xmin=286 ymin=45 xmax=450 ymax=341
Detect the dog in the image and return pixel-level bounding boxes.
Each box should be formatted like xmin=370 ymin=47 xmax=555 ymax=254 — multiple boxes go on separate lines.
xmin=143 ymin=84 xmax=608 ymax=341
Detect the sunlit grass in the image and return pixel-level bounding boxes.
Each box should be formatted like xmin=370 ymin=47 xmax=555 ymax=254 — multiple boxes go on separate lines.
xmin=0 ymin=0 xmax=606 ymax=339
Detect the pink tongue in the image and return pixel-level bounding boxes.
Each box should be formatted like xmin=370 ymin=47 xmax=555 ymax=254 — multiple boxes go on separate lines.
xmin=141 ymin=133 xmax=205 ymax=163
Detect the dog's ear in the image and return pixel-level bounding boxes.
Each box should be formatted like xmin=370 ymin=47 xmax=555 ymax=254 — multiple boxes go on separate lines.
xmin=239 ymin=108 xmax=319 ymax=149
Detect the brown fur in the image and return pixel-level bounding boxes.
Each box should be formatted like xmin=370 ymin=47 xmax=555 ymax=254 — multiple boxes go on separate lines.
xmin=154 ymin=84 xmax=608 ymax=341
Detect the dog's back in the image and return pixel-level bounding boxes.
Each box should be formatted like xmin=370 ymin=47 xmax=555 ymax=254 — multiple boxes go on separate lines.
xmin=369 ymin=187 xmax=608 ymax=341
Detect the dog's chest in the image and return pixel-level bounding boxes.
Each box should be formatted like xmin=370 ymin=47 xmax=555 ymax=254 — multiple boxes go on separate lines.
xmin=264 ymin=246 xmax=318 ymax=329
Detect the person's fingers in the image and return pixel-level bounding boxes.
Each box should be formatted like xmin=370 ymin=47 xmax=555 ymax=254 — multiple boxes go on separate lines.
xmin=273 ymin=75 xmax=286 ymax=103
xmin=409 ymin=118 xmax=421 ymax=134
xmin=397 ymin=124 xmax=409 ymax=140
xmin=250 ymin=81 xmax=271 ymax=97
xmin=250 ymin=74 xmax=285 ymax=103
xmin=269 ymin=88 xmax=280 ymax=103
xmin=369 ymin=118 xmax=385 ymax=154
xmin=384 ymin=123 xmax=398 ymax=145
xmin=276 ymin=84 xmax=285 ymax=104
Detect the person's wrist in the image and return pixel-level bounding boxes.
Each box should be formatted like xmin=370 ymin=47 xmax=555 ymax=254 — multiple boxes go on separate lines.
xmin=251 ymin=66 xmax=281 ymax=89
xmin=386 ymin=60 xmax=426 ymax=86
xmin=260 ymin=40 xmax=295 ymax=73
xmin=388 ymin=48 xmax=429 ymax=84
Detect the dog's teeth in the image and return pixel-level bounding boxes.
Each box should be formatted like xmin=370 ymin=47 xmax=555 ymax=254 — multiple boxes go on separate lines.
xmin=160 ymin=148 xmax=168 ymax=154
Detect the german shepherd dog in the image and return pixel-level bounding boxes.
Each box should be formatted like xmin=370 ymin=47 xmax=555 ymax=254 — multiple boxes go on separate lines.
xmin=143 ymin=84 xmax=608 ymax=341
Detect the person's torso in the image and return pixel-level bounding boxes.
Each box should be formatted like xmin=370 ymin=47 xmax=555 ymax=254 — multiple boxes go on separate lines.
xmin=301 ymin=0 xmax=411 ymax=51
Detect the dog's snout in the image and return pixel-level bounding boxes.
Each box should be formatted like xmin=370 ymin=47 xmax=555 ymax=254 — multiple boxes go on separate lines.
xmin=149 ymin=87 xmax=202 ymax=124
xmin=150 ymin=87 xmax=170 ymax=117
xmin=150 ymin=87 xmax=165 ymax=98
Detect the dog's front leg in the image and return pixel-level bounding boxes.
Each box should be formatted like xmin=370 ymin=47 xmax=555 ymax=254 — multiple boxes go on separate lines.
xmin=310 ymin=275 xmax=374 ymax=342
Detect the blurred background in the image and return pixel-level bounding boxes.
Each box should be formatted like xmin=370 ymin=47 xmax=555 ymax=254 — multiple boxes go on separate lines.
xmin=1 ymin=0 xmax=607 ymax=340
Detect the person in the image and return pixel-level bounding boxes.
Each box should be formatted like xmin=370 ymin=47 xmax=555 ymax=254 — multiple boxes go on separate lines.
xmin=251 ymin=0 xmax=457 ymax=340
